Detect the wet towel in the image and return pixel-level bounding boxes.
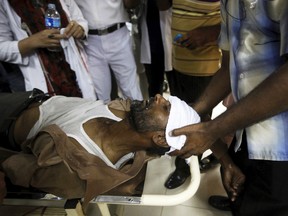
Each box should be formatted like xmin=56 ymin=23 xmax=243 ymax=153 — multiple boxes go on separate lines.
xmin=165 ymin=96 xmax=200 ymax=152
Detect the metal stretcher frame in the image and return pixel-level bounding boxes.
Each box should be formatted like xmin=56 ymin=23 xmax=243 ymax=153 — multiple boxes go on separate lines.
xmin=93 ymin=155 xmax=200 ymax=216
xmin=2 ymin=156 xmax=200 ymax=216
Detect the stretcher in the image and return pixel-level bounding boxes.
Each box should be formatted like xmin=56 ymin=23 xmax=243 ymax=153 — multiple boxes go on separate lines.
xmin=3 ymin=155 xmax=200 ymax=216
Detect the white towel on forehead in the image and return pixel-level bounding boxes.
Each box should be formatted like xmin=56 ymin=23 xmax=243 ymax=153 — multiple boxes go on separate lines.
xmin=165 ymin=96 xmax=200 ymax=152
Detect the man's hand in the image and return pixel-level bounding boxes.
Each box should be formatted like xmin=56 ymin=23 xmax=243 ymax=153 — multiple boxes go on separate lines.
xmin=175 ymin=25 xmax=220 ymax=50
xmin=219 ymin=155 xmax=246 ymax=202
xmin=169 ymin=121 xmax=217 ymax=158
xmin=64 ymin=21 xmax=85 ymax=39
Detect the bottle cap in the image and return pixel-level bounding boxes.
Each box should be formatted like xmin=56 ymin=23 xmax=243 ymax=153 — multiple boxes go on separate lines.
xmin=48 ymin=4 xmax=56 ymax=9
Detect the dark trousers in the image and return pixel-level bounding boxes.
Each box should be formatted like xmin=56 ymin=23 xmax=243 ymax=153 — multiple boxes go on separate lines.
xmin=229 ymin=133 xmax=288 ymax=216
xmin=144 ymin=55 xmax=165 ymax=97
xmin=170 ymin=69 xmax=213 ymax=103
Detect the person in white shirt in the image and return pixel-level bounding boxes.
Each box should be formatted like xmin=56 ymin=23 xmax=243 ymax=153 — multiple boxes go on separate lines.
xmin=74 ymin=0 xmax=143 ymax=103
xmin=0 ymin=0 xmax=96 ymax=99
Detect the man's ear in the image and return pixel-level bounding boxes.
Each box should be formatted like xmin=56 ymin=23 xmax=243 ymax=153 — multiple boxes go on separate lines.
xmin=152 ymin=131 xmax=169 ymax=148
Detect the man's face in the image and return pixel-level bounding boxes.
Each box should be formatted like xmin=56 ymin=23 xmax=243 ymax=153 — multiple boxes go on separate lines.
xmin=129 ymin=94 xmax=171 ymax=132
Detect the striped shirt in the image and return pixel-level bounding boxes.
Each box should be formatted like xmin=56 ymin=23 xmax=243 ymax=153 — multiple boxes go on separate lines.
xmin=172 ymin=0 xmax=221 ymax=76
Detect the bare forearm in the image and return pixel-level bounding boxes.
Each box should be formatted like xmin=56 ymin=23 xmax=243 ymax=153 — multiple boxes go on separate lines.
xmin=210 ymin=60 xmax=288 ymax=139
xmin=210 ymin=139 xmax=228 ymax=160
xmin=194 ymin=51 xmax=231 ymax=116
xmin=18 ymin=37 xmax=39 ymax=56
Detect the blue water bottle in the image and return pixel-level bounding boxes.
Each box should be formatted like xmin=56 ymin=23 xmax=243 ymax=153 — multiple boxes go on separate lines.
xmin=45 ymin=4 xmax=61 ymax=29
xmin=45 ymin=4 xmax=61 ymax=51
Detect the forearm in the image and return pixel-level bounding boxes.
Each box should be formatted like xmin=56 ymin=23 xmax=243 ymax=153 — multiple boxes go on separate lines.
xmin=123 ymin=0 xmax=141 ymax=9
xmin=217 ymin=150 xmax=234 ymax=169
xmin=210 ymin=60 xmax=288 ymax=139
xmin=193 ymin=50 xmax=231 ymax=116
xmin=156 ymin=0 xmax=172 ymax=11
xmin=210 ymin=139 xmax=228 ymax=160
xmin=18 ymin=37 xmax=39 ymax=56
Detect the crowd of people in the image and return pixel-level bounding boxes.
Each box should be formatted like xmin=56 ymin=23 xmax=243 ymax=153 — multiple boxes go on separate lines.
xmin=1 ymin=0 xmax=288 ymax=215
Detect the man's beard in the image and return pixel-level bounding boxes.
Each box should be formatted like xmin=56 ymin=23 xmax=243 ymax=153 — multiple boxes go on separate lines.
xmin=129 ymin=98 xmax=162 ymax=132
xmin=130 ymin=97 xmax=155 ymax=113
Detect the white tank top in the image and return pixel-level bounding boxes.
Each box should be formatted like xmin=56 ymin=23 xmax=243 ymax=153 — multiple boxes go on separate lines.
xmin=27 ymin=96 xmax=133 ymax=169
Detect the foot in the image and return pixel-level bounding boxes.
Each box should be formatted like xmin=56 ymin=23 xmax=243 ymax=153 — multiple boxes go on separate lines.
xmin=208 ymin=195 xmax=232 ymax=211
xmin=199 ymin=154 xmax=219 ymax=172
xmin=164 ymin=169 xmax=190 ymax=189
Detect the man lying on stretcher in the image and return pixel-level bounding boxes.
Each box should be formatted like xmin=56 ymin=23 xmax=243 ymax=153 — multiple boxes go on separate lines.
xmin=0 ymin=90 xmax=244 ymax=209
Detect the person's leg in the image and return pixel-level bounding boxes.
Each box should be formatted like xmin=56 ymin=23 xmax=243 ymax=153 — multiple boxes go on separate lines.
xmin=109 ymin=27 xmax=143 ymax=101
xmin=165 ymin=69 xmax=180 ymax=97
xmin=176 ymin=72 xmax=212 ymax=103
xmin=85 ymin=35 xmax=112 ymax=103
xmin=164 ymin=157 xmax=190 ymax=189
xmin=144 ymin=54 xmax=165 ymax=97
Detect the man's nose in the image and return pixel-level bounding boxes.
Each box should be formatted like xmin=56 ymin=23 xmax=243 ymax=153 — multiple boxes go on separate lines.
xmin=155 ymin=94 xmax=167 ymax=105
xmin=154 ymin=94 xmax=162 ymax=102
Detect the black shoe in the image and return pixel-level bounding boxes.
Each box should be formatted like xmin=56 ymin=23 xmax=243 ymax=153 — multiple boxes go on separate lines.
xmin=199 ymin=154 xmax=219 ymax=172
xmin=208 ymin=195 xmax=232 ymax=211
xmin=164 ymin=169 xmax=190 ymax=189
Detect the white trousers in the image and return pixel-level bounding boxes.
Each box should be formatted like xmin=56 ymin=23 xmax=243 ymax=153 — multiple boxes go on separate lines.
xmin=85 ymin=26 xmax=143 ymax=103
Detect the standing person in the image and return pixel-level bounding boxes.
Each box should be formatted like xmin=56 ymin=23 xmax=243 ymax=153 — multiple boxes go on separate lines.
xmin=157 ymin=0 xmax=222 ymax=189
xmin=170 ymin=1 xmax=288 ymax=216
xmin=0 ymin=0 xmax=96 ymax=99
xmin=140 ymin=0 xmax=172 ymax=97
xmin=74 ymin=0 xmax=143 ymax=103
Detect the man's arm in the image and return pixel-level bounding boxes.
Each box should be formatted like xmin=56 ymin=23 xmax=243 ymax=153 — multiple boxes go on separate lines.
xmin=210 ymin=59 xmax=288 ymax=141
xmin=176 ymin=25 xmax=221 ymax=50
xmin=193 ymin=50 xmax=231 ymax=116
xmin=155 ymin=0 xmax=172 ymax=11
xmin=171 ymin=58 xmax=288 ymax=157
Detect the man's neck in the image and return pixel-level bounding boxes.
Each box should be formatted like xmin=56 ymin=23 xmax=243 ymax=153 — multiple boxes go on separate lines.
xmin=83 ymin=117 xmax=152 ymax=164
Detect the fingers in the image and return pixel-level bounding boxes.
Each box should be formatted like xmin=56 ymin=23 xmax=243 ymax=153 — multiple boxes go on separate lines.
xmin=222 ymin=167 xmax=246 ymax=202
xmin=170 ymin=125 xmax=191 ymax=137
xmin=45 ymin=29 xmax=65 ymax=40
xmin=64 ymin=21 xmax=85 ymax=39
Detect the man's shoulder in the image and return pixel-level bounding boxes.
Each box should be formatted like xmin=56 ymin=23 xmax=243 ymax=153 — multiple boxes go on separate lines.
xmin=108 ymin=98 xmax=131 ymax=112
xmin=107 ymin=98 xmax=131 ymax=119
